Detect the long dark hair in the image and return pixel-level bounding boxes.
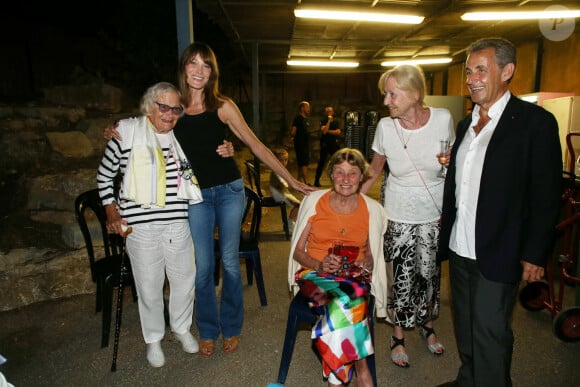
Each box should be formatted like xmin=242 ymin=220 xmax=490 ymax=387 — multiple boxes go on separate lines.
xmin=177 ymin=42 xmax=225 ymax=111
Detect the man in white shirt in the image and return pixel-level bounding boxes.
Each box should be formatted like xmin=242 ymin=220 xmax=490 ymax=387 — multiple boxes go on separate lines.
xmin=437 ymin=38 xmax=562 ymax=387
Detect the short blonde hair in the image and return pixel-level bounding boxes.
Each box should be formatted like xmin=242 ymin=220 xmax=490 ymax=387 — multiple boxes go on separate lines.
xmin=377 ymin=64 xmax=426 ymax=106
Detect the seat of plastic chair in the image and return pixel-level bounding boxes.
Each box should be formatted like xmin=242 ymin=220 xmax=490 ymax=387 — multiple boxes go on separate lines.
xmin=276 ymin=291 xmax=376 ymax=385
xmin=75 ymin=188 xmax=138 ymax=348
xmin=214 ymin=186 xmax=267 ymax=306
xmin=244 ymin=159 xmax=290 ymax=240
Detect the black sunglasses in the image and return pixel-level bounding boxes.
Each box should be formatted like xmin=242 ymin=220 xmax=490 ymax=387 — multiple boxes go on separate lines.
xmin=155 ymin=101 xmax=184 ymax=115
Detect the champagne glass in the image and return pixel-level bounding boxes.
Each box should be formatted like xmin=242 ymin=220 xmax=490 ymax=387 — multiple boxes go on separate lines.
xmin=437 ymin=140 xmax=450 ymax=178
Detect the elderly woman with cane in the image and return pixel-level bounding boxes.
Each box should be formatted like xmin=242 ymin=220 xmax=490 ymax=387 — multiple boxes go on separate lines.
xmin=97 ymin=81 xmax=233 ymax=367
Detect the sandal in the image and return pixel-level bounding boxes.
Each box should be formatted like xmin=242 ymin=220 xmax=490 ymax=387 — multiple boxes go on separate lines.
xmin=420 ymin=325 xmax=445 ymax=356
xmin=223 ymin=336 xmax=240 ymax=353
xmin=390 ymin=336 xmax=410 ymax=368
xmin=199 ymin=340 xmax=215 ymax=358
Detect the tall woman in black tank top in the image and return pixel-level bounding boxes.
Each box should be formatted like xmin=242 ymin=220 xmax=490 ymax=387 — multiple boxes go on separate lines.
xmin=176 ymin=42 xmax=313 ymax=358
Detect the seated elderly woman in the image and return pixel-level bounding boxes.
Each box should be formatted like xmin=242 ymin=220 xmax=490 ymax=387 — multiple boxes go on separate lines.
xmin=288 ymin=148 xmax=388 ymax=387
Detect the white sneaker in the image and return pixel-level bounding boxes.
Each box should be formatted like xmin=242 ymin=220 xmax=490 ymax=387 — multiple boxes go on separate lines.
xmin=146 ymin=341 xmax=165 ymax=368
xmin=174 ymin=331 xmax=199 ymax=354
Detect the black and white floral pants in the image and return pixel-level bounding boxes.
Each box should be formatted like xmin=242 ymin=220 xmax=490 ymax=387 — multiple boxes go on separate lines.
xmin=384 ymin=219 xmax=441 ymax=328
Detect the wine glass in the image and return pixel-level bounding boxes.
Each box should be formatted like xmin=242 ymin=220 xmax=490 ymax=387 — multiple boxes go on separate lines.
xmin=437 ymin=140 xmax=450 ymax=178
xmin=331 ymin=240 xmax=344 ymax=256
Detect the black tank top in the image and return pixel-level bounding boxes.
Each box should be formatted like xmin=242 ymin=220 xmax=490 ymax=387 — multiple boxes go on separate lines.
xmin=174 ymin=110 xmax=241 ymax=188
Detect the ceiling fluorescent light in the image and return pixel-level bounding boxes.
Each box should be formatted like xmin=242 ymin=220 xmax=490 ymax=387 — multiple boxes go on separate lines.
xmin=381 ymin=58 xmax=452 ymax=67
xmin=287 ymin=60 xmax=359 ymax=68
xmin=294 ymin=9 xmax=424 ymax=24
xmin=462 ymin=10 xmax=580 ymax=21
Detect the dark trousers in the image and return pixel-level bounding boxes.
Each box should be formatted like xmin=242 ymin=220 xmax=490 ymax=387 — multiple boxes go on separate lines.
xmin=315 ymin=141 xmax=338 ymax=183
xmin=449 ymin=251 xmax=519 ymax=387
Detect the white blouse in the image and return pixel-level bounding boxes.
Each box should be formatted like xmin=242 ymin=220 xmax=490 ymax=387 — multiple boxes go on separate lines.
xmin=372 ymin=107 xmax=455 ymax=223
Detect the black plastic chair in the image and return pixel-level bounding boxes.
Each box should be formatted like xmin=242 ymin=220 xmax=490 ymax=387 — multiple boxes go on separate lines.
xmin=276 ymin=291 xmax=377 ymax=386
xmin=214 ymin=186 xmax=267 ymax=306
xmin=74 ymin=188 xmax=137 ymax=348
xmin=245 ymin=159 xmax=290 ymax=240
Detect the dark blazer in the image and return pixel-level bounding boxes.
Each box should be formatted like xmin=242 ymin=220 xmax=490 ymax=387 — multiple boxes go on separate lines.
xmin=438 ymin=95 xmax=562 ymax=284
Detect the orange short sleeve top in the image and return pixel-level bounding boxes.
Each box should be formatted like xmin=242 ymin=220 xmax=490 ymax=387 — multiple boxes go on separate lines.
xmin=306 ymin=191 xmax=369 ymax=262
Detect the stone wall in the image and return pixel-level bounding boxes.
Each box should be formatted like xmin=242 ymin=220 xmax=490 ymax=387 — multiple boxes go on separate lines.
xmin=0 ymin=83 xmax=130 ymax=311
xmin=0 ymin=248 xmax=93 ymax=311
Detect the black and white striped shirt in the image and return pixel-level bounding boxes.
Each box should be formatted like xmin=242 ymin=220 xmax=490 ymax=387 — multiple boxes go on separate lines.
xmin=97 ymin=120 xmax=189 ymax=226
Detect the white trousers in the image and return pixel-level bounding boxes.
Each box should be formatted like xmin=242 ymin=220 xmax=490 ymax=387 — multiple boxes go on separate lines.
xmin=126 ymin=221 xmax=196 ymax=343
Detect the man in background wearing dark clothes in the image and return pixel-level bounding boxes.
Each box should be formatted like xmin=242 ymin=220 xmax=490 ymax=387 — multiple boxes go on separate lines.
xmin=291 ymin=101 xmax=312 ymax=184
xmin=314 ymin=106 xmax=342 ymax=187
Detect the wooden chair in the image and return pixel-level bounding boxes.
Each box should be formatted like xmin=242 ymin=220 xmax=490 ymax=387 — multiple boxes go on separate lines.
xmin=214 ymin=186 xmax=267 ymax=306
xmin=74 ymin=189 xmax=137 ymax=348
xmin=244 ymin=159 xmax=290 ymax=240
xmin=276 ymin=291 xmax=377 ymax=385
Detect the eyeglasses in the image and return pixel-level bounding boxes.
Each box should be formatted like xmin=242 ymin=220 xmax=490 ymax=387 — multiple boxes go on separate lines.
xmin=155 ymin=101 xmax=184 ymax=115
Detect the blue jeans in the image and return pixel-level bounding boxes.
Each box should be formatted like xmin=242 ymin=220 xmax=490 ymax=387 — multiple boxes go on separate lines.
xmin=188 ymin=178 xmax=245 ymax=340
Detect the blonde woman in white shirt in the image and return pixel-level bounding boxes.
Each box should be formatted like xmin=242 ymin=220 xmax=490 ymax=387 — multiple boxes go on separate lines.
xmin=361 ymin=65 xmax=454 ymax=368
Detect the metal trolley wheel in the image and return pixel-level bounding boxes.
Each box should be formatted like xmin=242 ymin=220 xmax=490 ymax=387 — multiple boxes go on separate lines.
xmin=552 ymin=307 xmax=580 ymax=342
xmin=519 ymin=281 xmax=550 ymax=311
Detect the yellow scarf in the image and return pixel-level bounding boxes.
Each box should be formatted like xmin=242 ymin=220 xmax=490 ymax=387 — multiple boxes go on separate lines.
xmin=122 ymin=116 xmax=166 ymax=207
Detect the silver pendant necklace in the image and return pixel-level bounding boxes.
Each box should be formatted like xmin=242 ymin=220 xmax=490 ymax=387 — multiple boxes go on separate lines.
xmin=331 ymin=193 xmax=350 ymax=235
xmin=394 ymin=119 xmax=412 ymax=149
xmin=335 ymin=212 xmax=347 ymax=235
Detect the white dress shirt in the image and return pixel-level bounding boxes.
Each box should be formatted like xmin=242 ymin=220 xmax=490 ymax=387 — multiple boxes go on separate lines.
xmin=449 ymin=91 xmax=511 ymax=259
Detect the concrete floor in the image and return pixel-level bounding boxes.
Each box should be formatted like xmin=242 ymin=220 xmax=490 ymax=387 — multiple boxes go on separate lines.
xmin=1 ymin=164 xmax=579 ymax=387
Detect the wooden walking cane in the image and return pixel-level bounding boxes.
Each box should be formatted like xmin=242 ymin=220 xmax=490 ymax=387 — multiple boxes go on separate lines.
xmin=111 ymin=225 xmax=132 ymax=372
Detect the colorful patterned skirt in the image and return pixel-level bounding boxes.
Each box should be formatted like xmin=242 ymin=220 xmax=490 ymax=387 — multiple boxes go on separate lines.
xmin=295 ymin=268 xmax=373 ymax=383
